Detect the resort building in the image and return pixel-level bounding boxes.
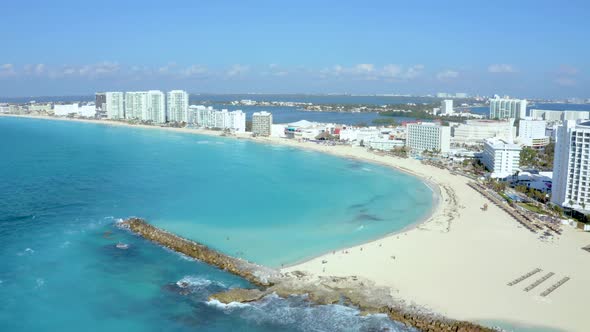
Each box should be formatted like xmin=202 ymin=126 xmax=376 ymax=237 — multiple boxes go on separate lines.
xmin=489 ymin=96 xmax=527 ymax=119
xmin=188 ymin=105 xmax=246 ymax=132
xmin=482 ymin=137 xmax=521 ymax=178
xmin=517 ymin=118 xmax=549 ymax=148
xmin=339 ymin=127 xmax=382 ymax=144
xmin=167 ymin=90 xmax=189 ymax=123
xmin=367 ymin=138 xmax=405 ymax=151
xmin=124 ymin=91 xmax=149 ymax=120
xmin=530 ymin=109 xmax=590 ymax=122
xmin=146 ymin=90 xmax=166 ymax=124
xmin=563 ymin=111 xmax=590 ymax=121
xmin=28 ymin=103 xmax=52 ymax=113
xmin=551 ymin=120 xmax=590 ymax=210
xmin=252 ymin=111 xmax=273 ymax=136
xmin=53 ymin=103 xmax=96 ymax=117
xmin=53 ymin=103 xmax=81 ymax=116
xmin=451 ymin=119 xmax=515 ymax=145
xmin=441 ymin=99 xmax=453 ymax=115
xmin=95 ymin=93 xmax=107 ymax=119
xmin=105 ymin=92 xmax=125 ymax=119
xmin=406 ymin=122 xmax=450 ymax=153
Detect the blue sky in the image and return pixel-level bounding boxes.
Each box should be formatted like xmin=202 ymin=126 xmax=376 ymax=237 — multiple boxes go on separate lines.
xmin=0 ymin=0 xmax=588 ymax=98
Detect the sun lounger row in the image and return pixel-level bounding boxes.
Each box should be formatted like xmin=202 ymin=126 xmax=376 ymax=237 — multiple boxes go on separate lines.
xmin=507 ymin=268 xmax=542 ymax=286
xmin=540 ymin=277 xmax=570 ymax=297
xmin=524 ymin=272 xmax=555 ymax=292
xmin=467 ymin=182 xmax=539 ymax=233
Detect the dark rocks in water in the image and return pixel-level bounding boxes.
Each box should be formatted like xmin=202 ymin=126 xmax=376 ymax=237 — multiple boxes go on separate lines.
xmin=349 ymin=194 xmax=387 ymax=210
xmin=210 ymin=288 xmax=266 ymax=304
xmin=120 ymin=218 xmax=275 ymax=287
xmin=123 ymin=217 xmax=495 ymax=332
xmin=354 ymin=213 xmax=383 ymax=222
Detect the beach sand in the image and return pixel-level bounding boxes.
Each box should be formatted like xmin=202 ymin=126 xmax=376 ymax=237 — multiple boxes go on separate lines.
xmin=4 ymin=114 xmax=590 ymax=332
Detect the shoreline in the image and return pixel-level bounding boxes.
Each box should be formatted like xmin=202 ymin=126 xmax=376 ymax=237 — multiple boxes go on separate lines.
xmin=0 ymin=113 xmax=443 ymax=266
xmin=0 ymin=113 xmax=444 ymax=268
xmin=3 ymin=114 xmax=590 ymax=332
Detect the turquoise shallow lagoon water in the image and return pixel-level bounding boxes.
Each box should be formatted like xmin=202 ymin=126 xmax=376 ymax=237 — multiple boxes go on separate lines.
xmin=0 ymin=117 xmax=430 ymax=331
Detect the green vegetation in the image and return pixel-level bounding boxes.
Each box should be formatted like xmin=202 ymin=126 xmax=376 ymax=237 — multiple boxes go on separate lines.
xmin=517 ymin=202 xmax=545 ymax=214
xmin=514 ymin=185 xmax=549 ymax=203
xmin=371 ymin=118 xmax=398 ymax=126
xmin=461 ymin=158 xmax=486 ymax=175
xmin=519 ymin=142 xmax=555 ymax=170
xmin=390 ymin=146 xmax=409 ymax=158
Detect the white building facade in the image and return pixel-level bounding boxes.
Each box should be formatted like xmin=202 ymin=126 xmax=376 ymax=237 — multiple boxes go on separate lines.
xmin=489 ymin=97 xmax=527 ymax=119
xmin=441 ymin=99 xmax=453 ymax=115
xmin=531 ymin=109 xmax=590 ymax=122
xmin=124 ymin=91 xmax=148 ymax=120
xmin=188 ymin=105 xmax=245 ymax=132
xmin=252 ymin=111 xmax=273 ymax=136
xmin=105 ymin=92 xmax=125 ymax=119
xmin=166 ymin=90 xmax=189 ymax=123
xmin=146 ymin=90 xmax=166 ymax=123
xmin=451 ymin=119 xmax=515 ymax=145
xmin=551 ymin=120 xmax=590 ymax=209
xmin=406 ymin=123 xmax=451 ymax=153
xmin=518 ymin=118 xmax=549 ymax=148
xmin=482 ymin=138 xmax=521 ymax=178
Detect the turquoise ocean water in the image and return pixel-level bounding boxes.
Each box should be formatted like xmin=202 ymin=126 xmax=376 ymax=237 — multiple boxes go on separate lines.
xmin=0 ymin=117 xmax=431 ymax=331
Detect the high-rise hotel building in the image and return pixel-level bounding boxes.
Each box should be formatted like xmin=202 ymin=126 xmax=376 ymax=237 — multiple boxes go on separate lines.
xmin=146 ymin=90 xmax=166 ymax=124
xmin=166 ymin=90 xmax=189 ymax=123
xmin=252 ymin=111 xmax=273 ymax=136
xmin=95 ymin=93 xmax=107 ymax=119
xmin=551 ymin=120 xmax=590 ymax=210
xmin=124 ymin=91 xmax=149 ymax=120
xmin=105 ymin=92 xmax=125 ymax=119
xmin=489 ymin=97 xmax=527 ymax=119
xmin=406 ymin=122 xmax=451 ymax=153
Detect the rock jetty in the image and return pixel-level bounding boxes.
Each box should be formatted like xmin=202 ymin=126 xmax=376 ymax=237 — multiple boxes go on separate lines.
xmin=121 ymin=218 xmax=496 ymax=332
xmin=119 ymin=217 xmax=277 ymax=287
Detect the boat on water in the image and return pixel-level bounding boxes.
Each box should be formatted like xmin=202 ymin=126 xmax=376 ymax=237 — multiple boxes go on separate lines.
xmin=116 ymin=242 xmax=129 ymax=249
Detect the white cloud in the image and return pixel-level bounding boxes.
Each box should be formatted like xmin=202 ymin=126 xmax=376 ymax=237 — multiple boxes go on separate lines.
xmin=488 ymin=64 xmax=516 ymax=73
xmin=158 ymin=63 xmax=177 ymax=75
xmin=353 ymin=64 xmax=375 ymax=74
xmin=381 ymin=64 xmax=402 ymax=78
xmin=557 ymin=65 xmax=578 ymax=76
xmin=226 ymin=64 xmax=250 ymax=77
xmin=181 ymin=65 xmax=208 ymax=78
xmin=24 ymin=63 xmax=46 ymax=76
xmin=404 ymin=64 xmax=425 ymax=79
xmin=319 ymin=64 xmax=423 ymax=81
xmin=436 ymin=70 xmax=459 ymax=81
xmin=0 ymin=63 xmax=16 ymax=77
xmin=50 ymin=62 xmax=121 ymax=79
xmin=555 ymin=77 xmax=576 ymax=86
xmin=263 ymin=64 xmax=290 ymax=77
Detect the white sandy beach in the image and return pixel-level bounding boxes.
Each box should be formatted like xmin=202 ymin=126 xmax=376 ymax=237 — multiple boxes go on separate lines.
xmin=3 ymin=114 xmax=590 ymax=332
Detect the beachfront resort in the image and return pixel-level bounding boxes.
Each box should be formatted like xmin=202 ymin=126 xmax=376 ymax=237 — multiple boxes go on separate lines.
xmin=2 ymin=92 xmax=590 ymax=332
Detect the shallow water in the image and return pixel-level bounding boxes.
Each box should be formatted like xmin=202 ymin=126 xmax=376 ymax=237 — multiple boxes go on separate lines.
xmin=0 ymin=117 xmax=430 ymax=331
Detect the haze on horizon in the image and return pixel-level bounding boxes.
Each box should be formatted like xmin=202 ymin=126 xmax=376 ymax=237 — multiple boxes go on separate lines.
xmin=0 ymin=0 xmax=588 ymax=99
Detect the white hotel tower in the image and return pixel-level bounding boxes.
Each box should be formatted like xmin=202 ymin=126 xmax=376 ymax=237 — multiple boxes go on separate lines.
xmin=167 ymin=90 xmax=189 ymax=123
xmin=105 ymin=92 xmax=125 ymax=119
xmin=489 ymin=96 xmax=527 ymax=119
xmin=146 ymin=90 xmax=166 ymax=124
xmin=551 ymin=120 xmax=590 ymax=210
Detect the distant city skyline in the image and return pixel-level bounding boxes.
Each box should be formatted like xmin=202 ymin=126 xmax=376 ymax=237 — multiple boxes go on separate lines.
xmin=0 ymin=0 xmax=588 ymax=98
